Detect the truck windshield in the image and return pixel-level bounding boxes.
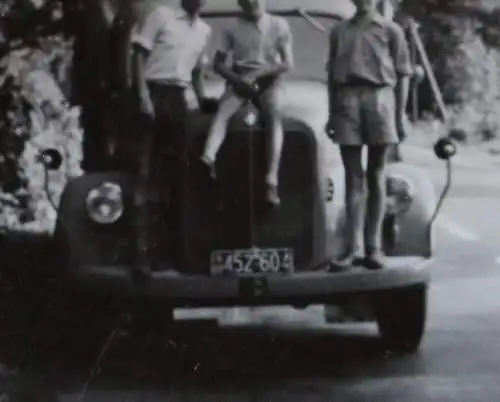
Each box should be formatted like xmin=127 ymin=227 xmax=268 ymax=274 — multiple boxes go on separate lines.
xmin=202 ymin=14 xmax=340 ymax=81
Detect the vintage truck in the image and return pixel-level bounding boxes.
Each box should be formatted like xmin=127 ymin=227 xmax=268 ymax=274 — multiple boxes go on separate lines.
xmin=38 ymin=0 xmax=456 ymax=354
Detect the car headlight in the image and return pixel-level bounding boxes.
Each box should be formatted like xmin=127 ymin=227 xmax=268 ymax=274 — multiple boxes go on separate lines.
xmin=386 ymin=175 xmax=415 ymax=215
xmin=85 ymin=182 xmax=124 ymax=224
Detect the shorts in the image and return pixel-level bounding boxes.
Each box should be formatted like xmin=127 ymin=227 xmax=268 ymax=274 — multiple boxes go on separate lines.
xmin=227 ymin=66 xmax=283 ymax=112
xmin=329 ymin=85 xmax=399 ymax=146
xmin=218 ymin=77 xmax=283 ymax=121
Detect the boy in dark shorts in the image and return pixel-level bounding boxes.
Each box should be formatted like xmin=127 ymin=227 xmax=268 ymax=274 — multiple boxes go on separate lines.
xmin=326 ymin=0 xmax=412 ymax=270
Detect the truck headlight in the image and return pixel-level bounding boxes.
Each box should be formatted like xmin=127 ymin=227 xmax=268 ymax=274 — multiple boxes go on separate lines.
xmin=386 ymin=175 xmax=415 ymax=215
xmin=85 ymin=182 xmax=124 ymax=224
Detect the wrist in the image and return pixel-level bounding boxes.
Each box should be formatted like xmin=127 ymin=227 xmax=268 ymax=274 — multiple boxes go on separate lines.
xmin=141 ymin=97 xmax=153 ymax=111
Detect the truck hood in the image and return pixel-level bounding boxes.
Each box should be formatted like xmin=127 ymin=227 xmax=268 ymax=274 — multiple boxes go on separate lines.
xmin=188 ymin=79 xmax=329 ymax=128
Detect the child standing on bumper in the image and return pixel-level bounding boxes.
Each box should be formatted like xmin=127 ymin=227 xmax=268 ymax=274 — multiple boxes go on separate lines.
xmin=326 ymin=0 xmax=412 ymax=270
xmin=200 ymin=0 xmax=294 ymax=207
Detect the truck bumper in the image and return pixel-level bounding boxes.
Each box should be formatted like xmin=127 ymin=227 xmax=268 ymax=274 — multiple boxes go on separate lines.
xmin=68 ymin=257 xmax=432 ymax=307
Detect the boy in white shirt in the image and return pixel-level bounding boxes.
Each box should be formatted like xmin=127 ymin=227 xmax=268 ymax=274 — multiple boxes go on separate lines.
xmin=131 ymin=0 xmax=212 ymax=276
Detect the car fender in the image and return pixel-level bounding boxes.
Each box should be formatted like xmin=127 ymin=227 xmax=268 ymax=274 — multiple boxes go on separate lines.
xmin=316 ymin=135 xmax=348 ymax=261
xmin=318 ymin=151 xmax=436 ymax=260
xmin=385 ymin=162 xmax=436 ymax=258
xmin=54 ymin=172 xmax=133 ymax=270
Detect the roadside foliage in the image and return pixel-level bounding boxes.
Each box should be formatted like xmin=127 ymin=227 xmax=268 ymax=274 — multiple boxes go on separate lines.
xmin=400 ymin=0 xmax=500 ymax=143
xmin=1 ymin=0 xmax=500 ymax=233
xmin=0 ymin=0 xmax=82 ymax=234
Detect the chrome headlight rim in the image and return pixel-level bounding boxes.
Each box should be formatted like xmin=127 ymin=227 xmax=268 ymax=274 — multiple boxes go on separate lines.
xmin=85 ymin=181 xmax=124 ymax=225
xmin=386 ymin=174 xmax=416 ymax=215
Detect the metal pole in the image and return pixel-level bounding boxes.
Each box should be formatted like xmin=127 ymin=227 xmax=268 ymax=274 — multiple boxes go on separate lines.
xmin=408 ymin=19 xmax=449 ymax=122
xmin=247 ymin=101 xmax=256 ymax=247
xmin=410 ymin=27 xmax=419 ymax=122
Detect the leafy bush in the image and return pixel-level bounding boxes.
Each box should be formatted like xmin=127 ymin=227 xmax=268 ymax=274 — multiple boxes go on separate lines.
xmin=0 ymin=0 xmax=83 ymax=234
xmin=3 ymin=0 xmax=500 ymax=237
xmin=401 ymin=0 xmax=500 ymax=142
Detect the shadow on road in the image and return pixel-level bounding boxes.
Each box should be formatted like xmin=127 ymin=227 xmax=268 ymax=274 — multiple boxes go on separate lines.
xmin=21 ymin=318 xmax=419 ymax=398
xmin=1 ymin=298 xmax=412 ymax=397
xmin=0 ymin=235 xmax=423 ymax=400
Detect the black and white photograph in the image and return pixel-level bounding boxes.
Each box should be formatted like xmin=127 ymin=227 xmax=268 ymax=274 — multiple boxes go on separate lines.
xmin=0 ymin=0 xmax=499 ymax=400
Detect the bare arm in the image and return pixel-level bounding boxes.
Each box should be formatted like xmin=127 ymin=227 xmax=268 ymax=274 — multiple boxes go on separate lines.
xmin=395 ymin=75 xmax=410 ymax=122
xmin=192 ymin=28 xmax=216 ymax=104
xmin=192 ymin=50 xmax=208 ymax=103
xmin=130 ymin=7 xmax=164 ymax=117
xmin=132 ymin=45 xmax=154 ymax=115
xmin=209 ymin=26 xmax=243 ymax=84
xmin=390 ymin=23 xmax=413 ymax=124
xmin=191 ymin=66 xmax=205 ymax=103
xmin=213 ymin=50 xmax=247 ymax=84
xmin=327 ymin=26 xmax=338 ymax=119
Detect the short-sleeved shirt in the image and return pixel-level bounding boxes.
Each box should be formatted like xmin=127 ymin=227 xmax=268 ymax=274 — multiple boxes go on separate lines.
xmin=221 ymin=13 xmax=292 ymax=70
xmin=327 ymin=13 xmax=413 ymax=87
xmin=131 ymin=6 xmax=211 ymax=87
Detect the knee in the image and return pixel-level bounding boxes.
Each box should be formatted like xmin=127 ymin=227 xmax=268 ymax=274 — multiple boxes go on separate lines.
xmin=366 ymin=167 xmax=386 ymax=191
xmin=263 ymin=116 xmax=284 ymax=143
xmin=345 ymin=168 xmax=365 ymax=194
xmin=211 ymin=111 xmax=231 ymax=129
xmin=211 ymin=102 xmax=235 ymax=126
xmin=260 ymin=101 xmax=283 ymax=123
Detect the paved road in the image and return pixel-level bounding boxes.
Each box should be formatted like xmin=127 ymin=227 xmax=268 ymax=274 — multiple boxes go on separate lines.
xmin=3 ymin=162 xmax=500 ymax=401
xmin=53 ymin=164 xmax=500 ymax=401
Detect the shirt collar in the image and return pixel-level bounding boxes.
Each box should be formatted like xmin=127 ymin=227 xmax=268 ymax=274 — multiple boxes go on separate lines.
xmin=239 ymin=12 xmax=271 ymax=31
xmin=350 ymin=11 xmax=385 ymax=26
xmin=174 ymin=7 xmax=200 ymax=25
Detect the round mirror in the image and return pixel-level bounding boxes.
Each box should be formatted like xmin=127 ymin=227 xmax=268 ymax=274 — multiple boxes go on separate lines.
xmin=38 ymin=148 xmax=63 ymax=170
xmin=434 ymin=137 xmax=457 ymax=160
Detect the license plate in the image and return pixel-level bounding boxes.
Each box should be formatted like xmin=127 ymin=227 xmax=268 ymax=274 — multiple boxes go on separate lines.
xmin=210 ymin=247 xmax=294 ymax=275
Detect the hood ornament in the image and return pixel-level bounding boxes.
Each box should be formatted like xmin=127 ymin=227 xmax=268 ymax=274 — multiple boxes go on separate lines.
xmin=244 ymin=110 xmax=258 ymax=127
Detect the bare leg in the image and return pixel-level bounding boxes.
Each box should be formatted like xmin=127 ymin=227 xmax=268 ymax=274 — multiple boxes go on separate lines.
xmin=365 ymin=145 xmax=389 ymax=269
xmin=201 ymin=91 xmax=244 ymax=165
xmin=265 ymin=116 xmax=284 ymax=184
xmin=330 ymin=145 xmax=365 ymax=271
xmin=260 ymin=88 xmax=284 ymax=205
xmin=386 ymin=144 xmax=402 ymax=163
